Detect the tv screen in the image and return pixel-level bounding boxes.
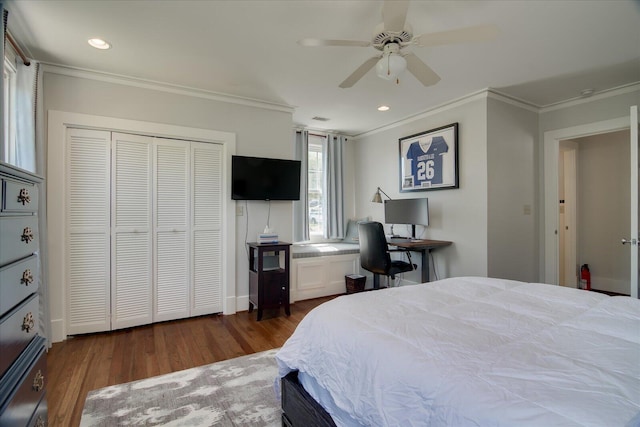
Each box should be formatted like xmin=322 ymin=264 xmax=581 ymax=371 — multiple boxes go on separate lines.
xmin=231 ymin=155 xmax=301 ymax=200
xmin=384 ymin=198 xmax=429 ymax=226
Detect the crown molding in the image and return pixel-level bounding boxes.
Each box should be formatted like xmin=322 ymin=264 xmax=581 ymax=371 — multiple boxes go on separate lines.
xmin=353 ymin=89 xmax=493 ymax=139
xmin=539 ymin=82 xmax=640 ymax=113
xmin=40 ymin=62 xmax=295 ymax=114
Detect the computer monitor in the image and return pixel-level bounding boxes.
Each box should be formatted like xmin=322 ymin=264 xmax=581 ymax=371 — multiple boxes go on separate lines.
xmin=384 ymin=198 xmax=429 ymax=238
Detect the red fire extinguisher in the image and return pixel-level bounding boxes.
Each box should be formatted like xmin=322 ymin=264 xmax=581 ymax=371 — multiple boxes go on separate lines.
xmin=580 ymin=264 xmax=591 ymax=291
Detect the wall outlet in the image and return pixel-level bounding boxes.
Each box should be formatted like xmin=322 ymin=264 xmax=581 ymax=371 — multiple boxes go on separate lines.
xmin=236 ymin=205 xmax=244 ymax=216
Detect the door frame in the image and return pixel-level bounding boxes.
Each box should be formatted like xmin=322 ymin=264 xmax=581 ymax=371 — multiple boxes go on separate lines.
xmin=544 ymin=116 xmax=630 ymax=285
xmin=48 ymin=110 xmax=237 ymax=342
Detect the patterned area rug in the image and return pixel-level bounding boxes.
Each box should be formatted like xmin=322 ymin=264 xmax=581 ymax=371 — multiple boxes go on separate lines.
xmin=80 ymin=349 xmax=281 ymax=426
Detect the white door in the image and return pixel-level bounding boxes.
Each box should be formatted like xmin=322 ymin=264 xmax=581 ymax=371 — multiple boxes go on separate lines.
xmin=628 ymin=106 xmax=639 ymax=298
xmin=66 ymin=128 xmax=111 ymax=335
xmin=153 ymin=139 xmax=190 ymax=322
xmin=111 ymin=132 xmax=153 ymax=329
xmin=191 ymin=142 xmax=224 ymax=315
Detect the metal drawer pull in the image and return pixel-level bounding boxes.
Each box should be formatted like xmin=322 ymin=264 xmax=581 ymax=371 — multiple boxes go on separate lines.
xmin=35 ymin=415 xmax=45 ymax=427
xmin=22 ymin=312 xmax=35 ymax=333
xmin=21 ymin=269 xmax=34 ymax=285
xmin=21 ymin=227 xmax=34 ymax=243
xmin=32 ymin=370 xmax=45 ymax=392
xmin=17 ymin=188 xmax=31 ymax=205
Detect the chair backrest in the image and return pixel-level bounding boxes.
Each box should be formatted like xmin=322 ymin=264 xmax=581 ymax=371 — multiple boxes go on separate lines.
xmin=358 ymin=221 xmax=390 ymax=275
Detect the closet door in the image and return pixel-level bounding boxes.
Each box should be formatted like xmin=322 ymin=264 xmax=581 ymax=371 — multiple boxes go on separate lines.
xmin=111 ymin=133 xmax=153 ymax=329
xmin=153 ymin=139 xmax=190 ymax=322
xmin=66 ymin=129 xmax=111 ymax=335
xmin=191 ymin=142 xmax=223 ymax=315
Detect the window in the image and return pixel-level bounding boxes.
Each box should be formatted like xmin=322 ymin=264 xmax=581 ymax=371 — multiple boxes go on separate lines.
xmin=307 ymin=134 xmax=326 ymax=237
xmin=3 ymin=51 xmax=17 ymax=164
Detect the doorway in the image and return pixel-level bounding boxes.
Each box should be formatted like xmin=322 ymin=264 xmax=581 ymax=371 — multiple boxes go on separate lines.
xmin=558 ymin=131 xmax=631 ymax=294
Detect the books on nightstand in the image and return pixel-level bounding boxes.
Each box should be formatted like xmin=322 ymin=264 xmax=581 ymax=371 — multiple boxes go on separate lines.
xmin=257 ymin=233 xmax=279 ymax=244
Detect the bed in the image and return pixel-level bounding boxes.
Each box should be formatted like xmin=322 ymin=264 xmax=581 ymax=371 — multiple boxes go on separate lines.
xmin=276 ymin=276 xmax=640 ymax=426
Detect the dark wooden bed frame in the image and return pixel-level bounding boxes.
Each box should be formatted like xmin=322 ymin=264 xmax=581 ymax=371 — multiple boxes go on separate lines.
xmin=281 ymin=371 xmax=336 ymax=427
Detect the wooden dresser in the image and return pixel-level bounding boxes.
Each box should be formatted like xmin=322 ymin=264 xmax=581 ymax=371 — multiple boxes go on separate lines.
xmin=0 ymin=162 xmax=47 ymax=426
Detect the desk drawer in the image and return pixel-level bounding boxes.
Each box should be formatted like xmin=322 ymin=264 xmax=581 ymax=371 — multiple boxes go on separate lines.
xmin=0 ymin=255 xmax=39 ymax=318
xmin=0 ymin=340 xmax=46 ymax=427
xmin=0 ymin=217 xmax=39 ymax=266
xmin=0 ymin=294 xmax=39 ymax=379
xmin=2 ymin=179 xmax=39 ymax=214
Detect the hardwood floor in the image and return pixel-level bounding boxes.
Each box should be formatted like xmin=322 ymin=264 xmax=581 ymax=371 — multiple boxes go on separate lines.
xmin=47 ymin=297 xmax=335 ymax=427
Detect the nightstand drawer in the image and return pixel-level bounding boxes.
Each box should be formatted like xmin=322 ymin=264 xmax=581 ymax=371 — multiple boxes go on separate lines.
xmin=0 ymin=255 xmax=39 ymax=318
xmin=0 ymin=217 xmax=39 ymax=266
xmin=2 ymin=179 xmax=39 ymax=214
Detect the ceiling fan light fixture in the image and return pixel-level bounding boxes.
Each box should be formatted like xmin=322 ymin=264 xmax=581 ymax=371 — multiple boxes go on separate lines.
xmin=375 ymin=51 xmax=406 ymax=81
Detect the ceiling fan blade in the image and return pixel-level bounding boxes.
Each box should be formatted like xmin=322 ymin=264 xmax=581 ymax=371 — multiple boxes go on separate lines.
xmin=339 ymin=57 xmax=380 ymax=88
xmin=382 ymin=0 xmax=410 ymax=33
xmin=298 ymin=38 xmax=371 ymax=48
xmin=414 ymin=24 xmax=499 ymax=47
xmin=404 ymin=53 xmax=440 ymax=87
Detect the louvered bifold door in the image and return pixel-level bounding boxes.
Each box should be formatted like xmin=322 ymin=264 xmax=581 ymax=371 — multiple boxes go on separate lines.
xmin=66 ymin=128 xmax=111 ymax=335
xmin=111 ymin=132 xmax=153 ymax=330
xmin=191 ymin=142 xmax=223 ymax=315
xmin=153 ymin=139 xmax=190 ymax=322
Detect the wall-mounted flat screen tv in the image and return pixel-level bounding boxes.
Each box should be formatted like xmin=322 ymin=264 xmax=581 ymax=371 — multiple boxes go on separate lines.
xmin=231 ymin=155 xmax=301 ymax=200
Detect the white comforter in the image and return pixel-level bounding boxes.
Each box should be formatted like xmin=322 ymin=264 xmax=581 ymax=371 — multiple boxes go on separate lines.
xmin=276 ymin=277 xmax=640 ymax=427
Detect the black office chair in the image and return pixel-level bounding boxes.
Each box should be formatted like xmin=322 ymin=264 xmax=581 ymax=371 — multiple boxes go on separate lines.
xmin=358 ymin=221 xmax=415 ymax=289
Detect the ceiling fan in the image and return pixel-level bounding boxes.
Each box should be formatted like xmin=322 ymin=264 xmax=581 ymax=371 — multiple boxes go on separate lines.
xmin=298 ymin=0 xmax=498 ymax=88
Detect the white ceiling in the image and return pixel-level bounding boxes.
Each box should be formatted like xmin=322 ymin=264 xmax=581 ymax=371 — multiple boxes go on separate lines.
xmin=5 ymin=0 xmax=640 ymax=136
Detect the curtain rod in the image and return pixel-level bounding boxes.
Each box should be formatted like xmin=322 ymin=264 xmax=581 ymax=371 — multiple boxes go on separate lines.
xmin=7 ymin=32 xmax=31 ymax=66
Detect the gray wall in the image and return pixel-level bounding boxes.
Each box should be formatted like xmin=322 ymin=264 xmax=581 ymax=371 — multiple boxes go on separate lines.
xmin=43 ymin=71 xmax=294 ymax=311
xmin=487 ymin=98 xmax=538 ymax=281
xmin=353 ymin=97 xmax=489 ymax=280
xmin=538 ymin=87 xmax=640 ymax=281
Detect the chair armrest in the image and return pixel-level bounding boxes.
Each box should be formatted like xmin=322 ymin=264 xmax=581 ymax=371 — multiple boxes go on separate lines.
xmin=387 ymin=249 xmax=415 ymax=270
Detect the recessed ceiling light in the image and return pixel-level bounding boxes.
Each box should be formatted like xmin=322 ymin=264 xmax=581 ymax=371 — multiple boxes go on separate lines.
xmin=377 ymin=105 xmax=390 ymax=111
xmin=88 ymin=38 xmax=111 ymax=50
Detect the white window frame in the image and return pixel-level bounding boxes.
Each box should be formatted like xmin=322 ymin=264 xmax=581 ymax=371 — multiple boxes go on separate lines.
xmin=308 ymin=134 xmax=326 ymax=238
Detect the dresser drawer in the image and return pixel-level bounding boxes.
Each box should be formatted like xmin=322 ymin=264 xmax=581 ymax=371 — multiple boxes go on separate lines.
xmin=0 ymin=255 xmax=39 ymax=318
xmin=27 ymin=394 xmax=47 ymax=427
xmin=2 ymin=178 xmax=39 ymax=214
xmin=0 ymin=217 xmax=39 ymax=266
xmin=0 ymin=339 xmax=46 ymax=427
xmin=0 ymin=294 xmax=39 ymax=379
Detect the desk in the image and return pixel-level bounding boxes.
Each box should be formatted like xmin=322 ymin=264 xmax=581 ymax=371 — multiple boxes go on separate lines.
xmin=389 ymin=239 xmax=452 ymax=283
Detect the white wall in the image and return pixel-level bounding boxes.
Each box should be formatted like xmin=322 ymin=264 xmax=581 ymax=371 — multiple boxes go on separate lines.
xmin=486 ymin=97 xmax=538 ymax=282
xmin=576 ymin=131 xmax=630 ymax=294
xmin=43 ymin=70 xmax=294 ymax=337
xmin=353 ymin=96 xmax=489 ymax=281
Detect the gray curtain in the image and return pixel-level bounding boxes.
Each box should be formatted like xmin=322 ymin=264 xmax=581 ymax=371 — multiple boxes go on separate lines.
xmin=325 ymin=133 xmax=345 ymax=239
xmin=293 ymin=130 xmax=309 ymax=242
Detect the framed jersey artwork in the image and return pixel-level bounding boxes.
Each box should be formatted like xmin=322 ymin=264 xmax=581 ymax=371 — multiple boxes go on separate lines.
xmin=399 ymin=122 xmax=459 ymax=192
